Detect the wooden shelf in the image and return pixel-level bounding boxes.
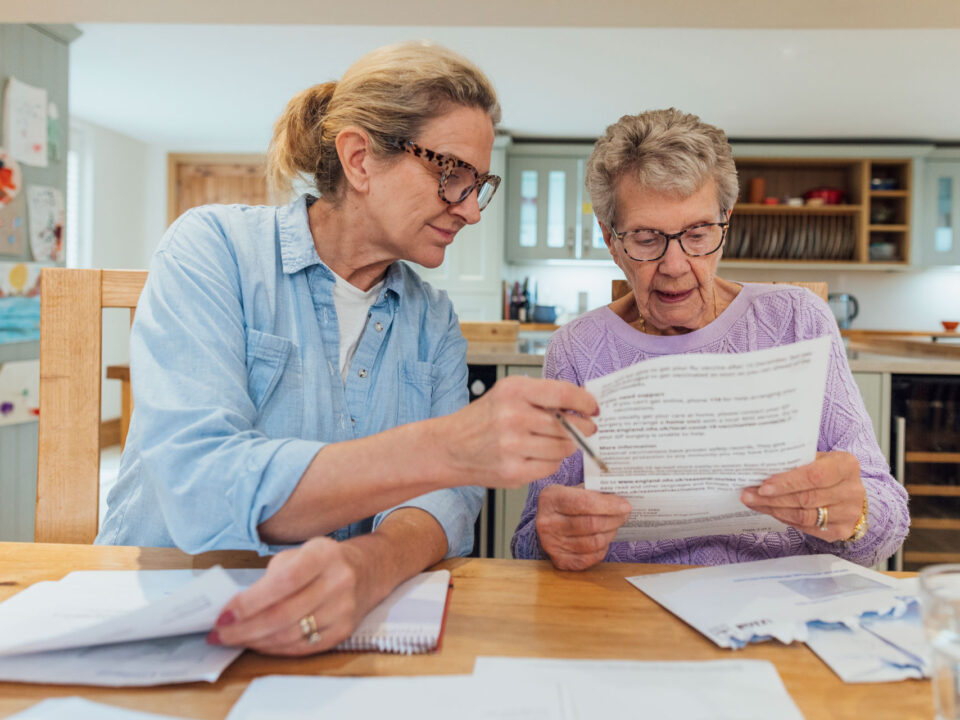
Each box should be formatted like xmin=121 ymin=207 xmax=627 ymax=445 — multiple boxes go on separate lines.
xmin=869 ymin=224 xmax=909 ymax=232
xmin=911 ymin=517 xmax=960 ymax=530
xmin=734 ymin=203 xmax=862 ymax=214
xmin=870 ymin=190 xmax=909 ymax=198
xmin=906 ymin=484 xmax=960 ymax=497
xmin=906 ymin=452 xmax=960 ymax=464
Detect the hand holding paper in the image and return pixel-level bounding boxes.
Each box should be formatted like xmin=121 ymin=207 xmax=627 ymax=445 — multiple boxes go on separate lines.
xmin=740 ymin=450 xmax=867 ymax=542
xmin=536 ymin=484 xmax=632 ymax=570
xmin=583 ymin=337 xmax=831 ymax=542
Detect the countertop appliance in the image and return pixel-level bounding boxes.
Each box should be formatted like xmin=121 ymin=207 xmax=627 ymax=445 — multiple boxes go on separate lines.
xmin=828 ymin=293 xmax=859 ymax=329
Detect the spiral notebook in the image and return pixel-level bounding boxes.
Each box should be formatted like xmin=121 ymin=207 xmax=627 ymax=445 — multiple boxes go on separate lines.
xmin=336 ymin=570 xmax=452 ymax=655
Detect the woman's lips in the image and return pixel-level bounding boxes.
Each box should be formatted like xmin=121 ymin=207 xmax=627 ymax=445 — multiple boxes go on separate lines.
xmin=655 ymin=289 xmax=694 ymax=304
xmin=429 ymin=224 xmax=457 ymax=243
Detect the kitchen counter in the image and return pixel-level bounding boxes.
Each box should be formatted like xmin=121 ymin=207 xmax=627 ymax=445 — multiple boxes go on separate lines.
xmin=846 ymin=350 xmax=960 ymax=375
xmin=467 ymin=340 xmax=960 ymax=375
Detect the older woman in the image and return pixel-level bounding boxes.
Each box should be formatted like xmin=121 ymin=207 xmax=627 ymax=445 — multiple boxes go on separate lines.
xmin=512 ymin=108 xmax=909 ymax=571
xmin=97 ymin=42 xmax=597 ymax=655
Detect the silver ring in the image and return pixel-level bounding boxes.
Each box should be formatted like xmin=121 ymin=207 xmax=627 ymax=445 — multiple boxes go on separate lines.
xmin=815 ymin=506 xmax=829 ymax=531
xmin=299 ymin=614 xmax=320 ymax=644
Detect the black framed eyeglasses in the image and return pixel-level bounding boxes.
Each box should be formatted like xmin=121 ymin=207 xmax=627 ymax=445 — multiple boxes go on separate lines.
xmin=611 ymin=217 xmax=730 ymax=262
xmin=391 ymin=139 xmax=501 ymax=211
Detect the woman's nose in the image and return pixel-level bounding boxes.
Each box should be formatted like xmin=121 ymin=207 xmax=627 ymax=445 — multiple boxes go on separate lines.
xmin=451 ymin=190 xmax=482 ymax=225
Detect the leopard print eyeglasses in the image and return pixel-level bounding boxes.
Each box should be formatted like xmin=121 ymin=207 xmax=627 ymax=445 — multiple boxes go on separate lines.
xmin=392 ymin=139 xmax=501 ymax=211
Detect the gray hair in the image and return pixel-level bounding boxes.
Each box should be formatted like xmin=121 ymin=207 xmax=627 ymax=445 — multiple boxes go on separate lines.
xmin=585 ymin=108 xmax=739 ymax=228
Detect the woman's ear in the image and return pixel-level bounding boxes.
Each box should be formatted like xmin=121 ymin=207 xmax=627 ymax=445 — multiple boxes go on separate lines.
xmin=335 ymin=126 xmax=373 ymax=194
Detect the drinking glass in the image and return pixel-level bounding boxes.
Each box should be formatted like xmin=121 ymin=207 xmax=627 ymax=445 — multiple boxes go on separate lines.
xmin=921 ymin=564 xmax=960 ymax=720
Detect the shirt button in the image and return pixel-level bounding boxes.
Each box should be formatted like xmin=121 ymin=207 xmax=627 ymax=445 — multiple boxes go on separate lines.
xmin=375 ymin=321 xmax=383 ymax=332
xmin=358 ymin=368 xmax=368 ymax=378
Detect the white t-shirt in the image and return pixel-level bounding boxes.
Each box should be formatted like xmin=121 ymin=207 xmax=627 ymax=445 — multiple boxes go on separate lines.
xmin=332 ymin=271 xmax=384 ymax=385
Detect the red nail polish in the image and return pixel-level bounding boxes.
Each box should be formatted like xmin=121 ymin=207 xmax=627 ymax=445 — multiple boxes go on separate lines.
xmin=216 ymin=610 xmax=236 ymax=627
xmin=206 ymin=630 xmax=221 ymax=645
xmin=592 ymin=406 xmax=601 ymax=417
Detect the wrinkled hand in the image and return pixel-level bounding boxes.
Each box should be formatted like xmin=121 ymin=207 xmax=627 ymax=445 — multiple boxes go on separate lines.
xmin=740 ymin=451 xmax=866 ymax=542
xmin=536 ymin=484 xmax=632 ymax=571
xmin=443 ymin=375 xmax=599 ymax=489
xmin=208 ymin=536 xmax=371 ymax=656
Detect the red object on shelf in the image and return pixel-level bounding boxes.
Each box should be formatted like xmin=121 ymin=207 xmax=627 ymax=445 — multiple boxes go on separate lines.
xmin=803 ymin=187 xmax=846 ymax=205
xmin=763 ymin=197 xmax=779 ymax=205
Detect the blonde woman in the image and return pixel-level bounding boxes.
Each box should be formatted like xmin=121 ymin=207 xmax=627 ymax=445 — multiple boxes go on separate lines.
xmin=97 ymin=42 xmax=598 ymax=655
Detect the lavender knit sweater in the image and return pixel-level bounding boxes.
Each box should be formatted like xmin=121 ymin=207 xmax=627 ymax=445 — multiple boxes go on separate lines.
xmin=511 ymin=283 xmax=910 ymax=567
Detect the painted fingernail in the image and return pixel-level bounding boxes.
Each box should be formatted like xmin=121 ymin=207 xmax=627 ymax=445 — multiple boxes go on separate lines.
xmin=206 ymin=630 xmax=221 ymax=645
xmin=592 ymin=405 xmax=601 ymax=416
xmin=216 ymin=610 xmax=236 ymax=627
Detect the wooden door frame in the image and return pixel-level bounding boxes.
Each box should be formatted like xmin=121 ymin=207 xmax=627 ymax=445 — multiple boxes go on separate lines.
xmin=166 ymin=152 xmax=267 ymax=226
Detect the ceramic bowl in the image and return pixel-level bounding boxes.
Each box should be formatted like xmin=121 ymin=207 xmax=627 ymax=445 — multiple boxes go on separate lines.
xmin=942 ymin=320 xmax=959 ymax=332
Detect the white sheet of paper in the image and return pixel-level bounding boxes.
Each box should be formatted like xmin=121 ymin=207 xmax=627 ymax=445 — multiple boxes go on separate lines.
xmin=3 ymin=77 xmax=48 ymax=168
xmin=627 ymin=554 xmax=904 ymax=648
xmin=0 ymin=633 xmax=243 ymax=687
xmin=473 ymin=657 xmax=804 ymax=720
xmin=226 ymin=674 xmax=566 ymax=720
xmin=584 ymin=336 xmax=829 ymax=542
xmin=6 ymin=697 xmax=188 ymax=720
xmin=0 ymin=567 xmax=244 ymax=656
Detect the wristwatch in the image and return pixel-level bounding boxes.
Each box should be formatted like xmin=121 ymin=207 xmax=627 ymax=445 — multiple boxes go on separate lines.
xmin=844 ymin=493 xmax=869 ymax=543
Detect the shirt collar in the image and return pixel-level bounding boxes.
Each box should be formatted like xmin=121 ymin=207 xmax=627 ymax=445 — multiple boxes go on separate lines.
xmin=278 ymin=194 xmax=404 ymax=301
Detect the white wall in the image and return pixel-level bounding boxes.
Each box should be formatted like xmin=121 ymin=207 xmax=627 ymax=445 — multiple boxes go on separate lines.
xmin=505 ymin=261 xmax=960 ymax=331
xmin=71 ymin=119 xmax=157 ymax=420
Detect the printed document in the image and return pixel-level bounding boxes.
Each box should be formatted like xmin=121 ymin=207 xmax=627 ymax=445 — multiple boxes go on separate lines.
xmin=627 ymin=554 xmax=905 ymax=649
xmin=584 ymin=336 xmax=830 ymax=542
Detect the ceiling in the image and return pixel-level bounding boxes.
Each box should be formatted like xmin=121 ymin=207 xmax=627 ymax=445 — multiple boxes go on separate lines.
xmin=68 ymin=23 xmax=960 ymax=152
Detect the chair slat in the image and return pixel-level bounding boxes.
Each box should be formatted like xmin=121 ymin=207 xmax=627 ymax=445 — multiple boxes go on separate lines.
xmin=36 ymin=269 xmax=103 ymax=544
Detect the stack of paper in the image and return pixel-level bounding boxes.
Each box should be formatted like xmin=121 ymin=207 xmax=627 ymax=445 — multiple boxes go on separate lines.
xmin=626 ymin=554 xmax=927 ymax=682
xmin=0 ymin=567 xmax=252 ymax=686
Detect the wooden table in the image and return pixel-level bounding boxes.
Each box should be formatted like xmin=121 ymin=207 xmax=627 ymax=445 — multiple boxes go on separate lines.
xmin=0 ymin=544 xmax=931 ymax=719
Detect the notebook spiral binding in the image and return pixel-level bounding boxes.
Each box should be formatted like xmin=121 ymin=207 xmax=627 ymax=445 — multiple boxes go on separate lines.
xmin=336 ymin=630 xmax=438 ymax=655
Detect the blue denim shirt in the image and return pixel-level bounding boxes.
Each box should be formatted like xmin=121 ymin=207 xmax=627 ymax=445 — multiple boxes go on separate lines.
xmin=96 ymin=194 xmax=482 ymax=556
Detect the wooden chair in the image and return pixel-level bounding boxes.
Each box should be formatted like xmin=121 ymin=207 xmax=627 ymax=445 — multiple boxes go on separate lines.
xmin=36 ymin=268 xmax=148 ymax=544
xmin=612 ymin=279 xmax=828 ymax=302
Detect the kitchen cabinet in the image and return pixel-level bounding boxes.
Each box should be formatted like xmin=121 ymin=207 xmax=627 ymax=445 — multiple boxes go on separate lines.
xmin=728 ymin=157 xmax=912 ymax=265
xmin=851 ymin=371 xmax=892 ymax=462
xmin=920 ymin=159 xmax=960 ymax=266
xmin=504 ymin=144 xmax=607 ymax=263
xmin=413 ymin=137 xmax=508 ymax=321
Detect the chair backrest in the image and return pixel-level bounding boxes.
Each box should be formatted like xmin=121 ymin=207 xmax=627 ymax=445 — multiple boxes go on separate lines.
xmin=36 ymin=268 xmax=147 ymax=544
xmin=611 ymin=279 xmax=828 ymax=302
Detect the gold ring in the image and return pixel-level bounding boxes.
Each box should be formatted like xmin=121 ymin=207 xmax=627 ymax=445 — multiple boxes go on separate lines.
xmin=815 ymin=506 xmax=829 ymax=531
xmin=299 ymin=614 xmax=320 ymax=644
